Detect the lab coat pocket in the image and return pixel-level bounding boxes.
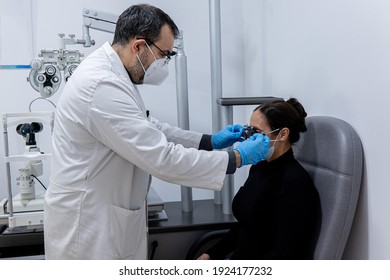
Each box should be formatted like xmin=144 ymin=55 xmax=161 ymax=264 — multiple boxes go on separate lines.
xmin=44 ymin=183 xmax=85 ymax=258
xmin=109 ymin=205 xmax=146 ymax=259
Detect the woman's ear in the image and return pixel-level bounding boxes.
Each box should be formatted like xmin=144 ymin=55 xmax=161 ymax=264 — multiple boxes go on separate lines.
xmin=280 ymin=127 xmax=290 ymax=141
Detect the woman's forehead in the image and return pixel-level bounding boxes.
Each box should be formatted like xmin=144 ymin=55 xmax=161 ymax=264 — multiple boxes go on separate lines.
xmin=250 ymin=111 xmax=269 ymax=131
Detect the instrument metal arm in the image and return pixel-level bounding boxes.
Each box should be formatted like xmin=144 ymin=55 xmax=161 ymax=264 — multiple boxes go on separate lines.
xmin=81 ymin=8 xmax=118 ymax=47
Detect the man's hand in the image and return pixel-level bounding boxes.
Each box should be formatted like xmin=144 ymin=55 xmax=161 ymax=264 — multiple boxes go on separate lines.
xmin=233 ymin=133 xmax=270 ymax=166
xmin=212 ymin=124 xmax=244 ymax=150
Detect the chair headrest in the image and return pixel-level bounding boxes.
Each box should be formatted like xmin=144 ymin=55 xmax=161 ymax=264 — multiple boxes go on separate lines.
xmin=294 ymin=116 xmax=363 ymax=176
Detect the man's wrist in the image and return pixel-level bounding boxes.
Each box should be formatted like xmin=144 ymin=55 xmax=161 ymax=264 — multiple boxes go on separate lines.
xmin=199 ymin=134 xmax=213 ymax=151
xmin=226 ymin=151 xmax=237 ymax=174
xmin=233 ymin=150 xmax=242 ymax=167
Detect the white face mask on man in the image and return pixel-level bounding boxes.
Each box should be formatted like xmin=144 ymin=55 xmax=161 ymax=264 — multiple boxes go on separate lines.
xmin=136 ymin=43 xmax=169 ymax=86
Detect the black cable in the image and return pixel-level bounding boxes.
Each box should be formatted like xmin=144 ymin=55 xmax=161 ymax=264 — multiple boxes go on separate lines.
xmin=31 ymin=174 xmax=47 ymax=190
xmin=150 ymin=240 xmax=158 ymax=260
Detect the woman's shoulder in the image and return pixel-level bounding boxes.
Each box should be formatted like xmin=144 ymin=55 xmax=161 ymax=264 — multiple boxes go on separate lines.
xmin=282 ymin=159 xmax=316 ymax=189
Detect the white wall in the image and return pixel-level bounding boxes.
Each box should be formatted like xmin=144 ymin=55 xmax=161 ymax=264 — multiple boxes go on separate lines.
xmin=243 ymin=0 xmax=390 ymax=259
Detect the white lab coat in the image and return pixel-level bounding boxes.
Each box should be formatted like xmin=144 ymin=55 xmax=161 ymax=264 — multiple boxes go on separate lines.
xmin=44 ymin=42 xmax=229 ymax=259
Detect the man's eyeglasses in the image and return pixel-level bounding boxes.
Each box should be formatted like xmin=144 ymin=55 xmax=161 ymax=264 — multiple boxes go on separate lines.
xmin=140 ymin=38 xmax=177 ymax=64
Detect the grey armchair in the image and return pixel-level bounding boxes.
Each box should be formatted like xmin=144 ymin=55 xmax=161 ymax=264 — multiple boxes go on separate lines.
xmin=293 ymin=116 xmax=363 ymax=259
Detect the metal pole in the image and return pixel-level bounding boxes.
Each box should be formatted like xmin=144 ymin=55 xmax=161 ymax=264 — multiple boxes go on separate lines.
xmin=209 ymin=0 xmax=224 ymax=205
xmin=221 ymin=105 xmax=234 ymax=214
xmin=175 ymin=31 xmax=193 ymax=212
xmin=2 ymin=115 xmax=14 ymax=226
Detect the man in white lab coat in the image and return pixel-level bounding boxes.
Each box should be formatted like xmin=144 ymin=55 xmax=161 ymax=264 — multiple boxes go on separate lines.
xmin=44 ymin=4 xmax=270 ymax=259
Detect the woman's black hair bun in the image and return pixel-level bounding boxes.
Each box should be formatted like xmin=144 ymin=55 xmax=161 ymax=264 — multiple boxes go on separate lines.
xmin=287 ymin=98 xmax=307 ymax=132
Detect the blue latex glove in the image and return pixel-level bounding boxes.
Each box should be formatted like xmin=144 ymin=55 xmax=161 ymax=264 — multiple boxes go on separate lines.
xmin=212 ymin=124 xmax=245 ymax=149
xmin=233 ymin=133 xmax=270 ymax=166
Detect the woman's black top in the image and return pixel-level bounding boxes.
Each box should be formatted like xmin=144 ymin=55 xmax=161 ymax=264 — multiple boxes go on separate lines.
xmin=206 ymin=148 xmax=321 ymax=260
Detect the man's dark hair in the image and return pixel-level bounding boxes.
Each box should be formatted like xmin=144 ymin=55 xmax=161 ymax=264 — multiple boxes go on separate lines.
xmin=112 ymin=4 xmax=179 ymax=45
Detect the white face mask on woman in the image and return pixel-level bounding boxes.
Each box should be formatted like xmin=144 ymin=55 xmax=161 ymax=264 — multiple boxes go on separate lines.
xmin=264 ymin=129 xmax=282 ymax=160
xmin=136 ymin=44 xmax=169 ymax=86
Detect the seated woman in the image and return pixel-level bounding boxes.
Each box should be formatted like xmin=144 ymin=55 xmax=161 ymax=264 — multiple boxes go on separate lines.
xmin=198 ymin=98 xmax=321 ymax=260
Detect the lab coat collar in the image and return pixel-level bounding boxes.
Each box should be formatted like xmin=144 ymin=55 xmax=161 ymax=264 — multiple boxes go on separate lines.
xmin=102 ymin=42 xmax=139 ymax=94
